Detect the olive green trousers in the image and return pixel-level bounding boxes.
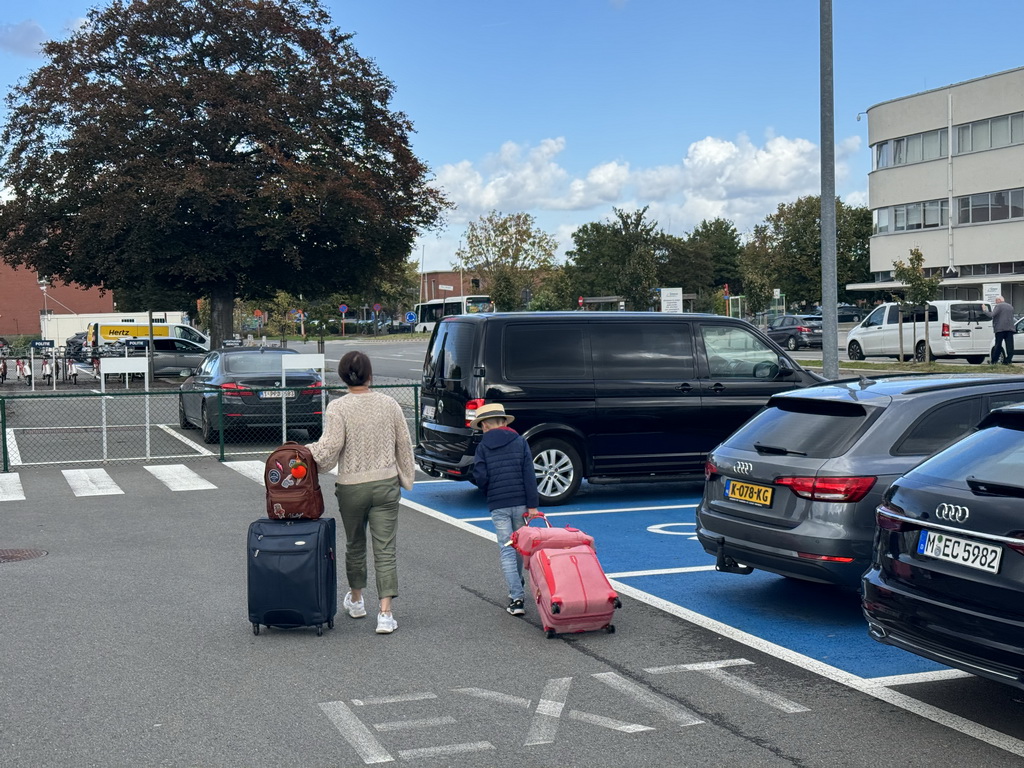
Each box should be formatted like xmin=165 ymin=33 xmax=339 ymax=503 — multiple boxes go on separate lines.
xmin=334 ymin=477 xmax=401 ymax=599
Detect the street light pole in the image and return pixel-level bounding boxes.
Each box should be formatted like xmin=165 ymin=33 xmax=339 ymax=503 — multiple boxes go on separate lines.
xmin=820 ymin=0 xmax=839 ymax=380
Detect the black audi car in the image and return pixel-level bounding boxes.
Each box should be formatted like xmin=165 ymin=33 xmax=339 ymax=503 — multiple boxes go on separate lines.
xmin=863 ymin=403 xmax=1024 ymax=690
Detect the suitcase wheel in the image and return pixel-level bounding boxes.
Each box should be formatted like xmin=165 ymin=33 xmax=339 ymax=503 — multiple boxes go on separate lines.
xmin=328 ymin=618 xmax=335 ymax=630
xmin=550 ymin=603 xmax=561 ymax=615
xmin=614 ymin=598 xmax=622 ymax=609
xmin=252 ymin=623 xmax=260 ymax=636
xmin=605 ymin=624 xmax=616 ymax=634
xmin=317 ymin=625 xmax=323 ymax=637
xmin=545 ymin=628 xmax=557 ymax=639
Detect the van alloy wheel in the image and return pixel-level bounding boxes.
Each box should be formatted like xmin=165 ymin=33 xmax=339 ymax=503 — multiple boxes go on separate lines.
xmin=847 ymin=341 xmax=864 ymax=361
xmin=531 ymin=438 xmax=582 ymax=505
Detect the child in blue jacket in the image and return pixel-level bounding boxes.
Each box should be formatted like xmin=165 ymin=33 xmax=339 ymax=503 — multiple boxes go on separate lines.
xmin=472 ymin=403 xmax=540 ymax=616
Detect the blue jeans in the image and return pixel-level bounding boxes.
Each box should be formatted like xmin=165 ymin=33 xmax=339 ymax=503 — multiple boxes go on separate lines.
xmin=491 ymin=506 xmax=527 ymax=601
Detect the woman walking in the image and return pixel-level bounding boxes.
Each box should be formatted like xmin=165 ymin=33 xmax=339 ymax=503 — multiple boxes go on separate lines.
xmin=308 ymin=351 xmax=414 ymax=634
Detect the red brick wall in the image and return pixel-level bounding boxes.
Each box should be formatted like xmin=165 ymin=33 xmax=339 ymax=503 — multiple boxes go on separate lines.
xmin=418 ymin=270 xmax=488 ymax=303
xmin=0 ymin=263 xmax=113 ymax=338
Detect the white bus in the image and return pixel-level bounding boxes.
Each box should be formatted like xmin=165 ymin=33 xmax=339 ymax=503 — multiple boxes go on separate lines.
xmin=413 ymin=295 xmax=494 ymax=334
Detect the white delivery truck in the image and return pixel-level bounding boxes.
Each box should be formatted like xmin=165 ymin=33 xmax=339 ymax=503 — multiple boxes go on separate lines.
xmin=43 ymin=312 xmax=192 ymax=345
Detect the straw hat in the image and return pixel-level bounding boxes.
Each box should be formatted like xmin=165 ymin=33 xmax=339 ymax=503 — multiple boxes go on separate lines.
xmin=469 ymin=402 xmax=515 ymax=429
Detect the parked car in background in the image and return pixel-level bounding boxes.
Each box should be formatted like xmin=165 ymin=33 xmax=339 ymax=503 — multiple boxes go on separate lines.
xmin=698 ymin=374 xmax=1024 ymax=587
xmin=836 ymin=304 xmax=865 ymax=323
xmin=846 ymin=300 xmax=993 ymax=363
xmin=151 ymin=338 xmax=208 ymax=376
xmin=765 ymin=314 xmax=823 ymax=351
xmin=864 ymin=402 xmax=1024 ymax=690
xmin=178 ymin=347 xmax=324 ymax=444
xmin=416 ymin=311 xmax=826 ymax=505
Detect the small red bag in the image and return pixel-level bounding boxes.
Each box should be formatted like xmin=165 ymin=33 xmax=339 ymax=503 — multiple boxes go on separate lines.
xmin=509 ymin=516 xmax=594 ymax=559
xmin=265 ymin=442 xmax=324 ymax=520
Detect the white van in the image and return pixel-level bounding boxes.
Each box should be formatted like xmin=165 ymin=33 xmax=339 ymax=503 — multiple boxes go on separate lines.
xmin=85 ymin=322 xmax=210 ymax=350
xmin=846 ymin=300 xmax=993 ymax=363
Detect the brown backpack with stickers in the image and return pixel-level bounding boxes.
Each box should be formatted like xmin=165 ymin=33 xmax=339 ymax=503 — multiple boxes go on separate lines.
xmin=264 ymin=442 xmax=324 ymax=520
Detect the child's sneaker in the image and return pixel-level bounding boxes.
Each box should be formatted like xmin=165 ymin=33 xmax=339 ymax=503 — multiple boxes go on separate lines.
xmin=343 ymin=591 xmax=366 ymax=618
xmin=507 ymin=598 xmax=526 ymax=616
xmin=376 ymin=612 xmax=398 ymax=634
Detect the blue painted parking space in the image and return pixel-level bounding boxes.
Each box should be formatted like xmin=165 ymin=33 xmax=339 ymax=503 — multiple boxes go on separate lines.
xmin=407 ymin=478 xmax=945 ymax=680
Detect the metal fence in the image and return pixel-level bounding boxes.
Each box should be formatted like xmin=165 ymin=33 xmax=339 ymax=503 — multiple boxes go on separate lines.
xmin=0 ymin=383 xmax=420 ymax=472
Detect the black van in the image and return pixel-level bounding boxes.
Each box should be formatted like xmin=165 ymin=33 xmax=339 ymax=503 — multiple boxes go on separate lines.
xmin=415 ymin=312 xmax=827 ymax=504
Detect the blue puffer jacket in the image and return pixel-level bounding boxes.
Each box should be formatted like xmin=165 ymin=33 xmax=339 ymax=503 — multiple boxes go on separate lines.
xmin=473 ymin=427 xmax=539 ymax=511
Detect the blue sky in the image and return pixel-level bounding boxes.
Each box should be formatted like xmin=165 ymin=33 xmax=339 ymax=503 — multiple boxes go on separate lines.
xmin=2 ymin=1 xmax=1024 ymax=272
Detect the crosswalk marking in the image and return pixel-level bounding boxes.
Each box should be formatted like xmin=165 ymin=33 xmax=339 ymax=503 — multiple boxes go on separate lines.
xmin=144 ymin=464 xmax=217 ymax=492
xmin=0 ymin=473 xmax=26 ymax=501
xmin=61 ymin=468 xmax=124 ymax=497
xmin=225 ymin=460 xmax=266 ymax=485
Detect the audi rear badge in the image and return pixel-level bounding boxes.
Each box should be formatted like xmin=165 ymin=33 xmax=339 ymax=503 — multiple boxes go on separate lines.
xmin=734 ymin=461 xmax=753 ymax=476
xmin=935 ymin=503 xmax=970 ymax=523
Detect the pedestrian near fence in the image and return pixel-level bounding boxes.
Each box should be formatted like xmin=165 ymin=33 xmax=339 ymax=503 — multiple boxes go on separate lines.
xmin=307 ymin=350 xmax=414 ymax=635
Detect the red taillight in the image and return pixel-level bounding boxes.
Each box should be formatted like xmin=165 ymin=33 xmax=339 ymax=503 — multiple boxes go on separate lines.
xmin=301 ymin=387 xmax=323 ymax=396
xmin=775 ymin=475 xmax=877 ymax=502
xmin=219 ymin=382 xmax=253 ymax=396
xmin=705 ymin=461 xmax=718 ymax=480
xmin=797 ymin=552 xmax=855 ymax=562
xmin=942 ymin=322 xmax=950 ymax=337
xmin=1006 ymin=532 xmax=1024 ymax=556
xmin=876 ymin=506 xmax=914 ymax=531
xmin=465 ymin=398 xmax=486 ymax=427
xmin=796 ymin=325 xmax=813 ymax=333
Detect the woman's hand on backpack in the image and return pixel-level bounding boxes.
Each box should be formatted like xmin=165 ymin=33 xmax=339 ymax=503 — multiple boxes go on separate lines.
xmin=525 ymin=508 xmax=542 ymax=520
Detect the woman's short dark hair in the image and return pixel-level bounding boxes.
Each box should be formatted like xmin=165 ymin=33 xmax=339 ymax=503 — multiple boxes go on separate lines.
xmin=339 ymin=350 xmax=372 ymax=387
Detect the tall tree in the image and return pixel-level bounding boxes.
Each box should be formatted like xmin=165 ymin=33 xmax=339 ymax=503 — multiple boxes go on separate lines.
xmin=892 ymin=247 xmax=942 ymax=362
xmin=656 ymin=234 xmax=715 ymax=297
xmin=689 ymin=218 xmax=742 ymax=293
xmin=564 ymin=207 xmax=660 ymax=310
xmin=453 ymin=211 xmax=557 ymax=312
xmin=0 ymin=0 xmax=447 ymax=347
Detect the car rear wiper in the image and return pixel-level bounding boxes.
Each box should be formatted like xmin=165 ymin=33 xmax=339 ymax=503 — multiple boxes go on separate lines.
xmin=753 ymin=442 xmax=807 ymax=456
xmin=966 ymin=476 xmax=1024 ymax=499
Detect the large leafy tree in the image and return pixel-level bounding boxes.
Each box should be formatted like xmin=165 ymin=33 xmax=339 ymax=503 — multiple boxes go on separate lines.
xmin=0 ymin=0 xmax=448 ymax=347
xmin=656 ymin=234 xmax=715 ymax=297
xmin=453 ymin=211 xmax=557 ymax=312
xmin=738 ymin=196 xmax=871 ymax=310
xmin=689 ymin=218 xmax=742 ymax=293
xmin=564 ymin=207 xmax=661 ymax=311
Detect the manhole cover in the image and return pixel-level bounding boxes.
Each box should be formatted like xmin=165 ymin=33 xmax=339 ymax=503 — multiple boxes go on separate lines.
xmin=0 ymin=549 xmax=48 ymax=564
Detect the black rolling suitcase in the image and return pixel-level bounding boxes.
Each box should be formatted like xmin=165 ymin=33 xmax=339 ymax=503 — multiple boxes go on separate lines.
xmin=247 ymin=517 xmax=337 ymax=636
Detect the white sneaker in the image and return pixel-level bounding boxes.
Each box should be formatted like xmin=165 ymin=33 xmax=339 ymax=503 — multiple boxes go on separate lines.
xmin=343 ymin=591 xmax=366 ymax=618
xmin=376 ymin=612 xmax=398 ymax=634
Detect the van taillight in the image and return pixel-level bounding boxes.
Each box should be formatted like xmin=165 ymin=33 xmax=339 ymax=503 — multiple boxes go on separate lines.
xmin=465 ymin=398 xmax=486 ymax=427
xmin=775 ymin=476 xmax=877 ymax=502
xmin=942 ymin=322 xmax=950 ymax=337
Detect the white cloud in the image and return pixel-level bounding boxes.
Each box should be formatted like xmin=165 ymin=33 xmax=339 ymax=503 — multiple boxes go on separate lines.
xmin=419 ymin=131 xmax=865 ymax=270
xmin=0 ymin=19 xmax=46 ymax=57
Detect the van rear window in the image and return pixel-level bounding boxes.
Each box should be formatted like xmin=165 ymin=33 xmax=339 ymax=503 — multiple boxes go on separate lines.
xmin=950 ymin=304 xmax=992 ymax=322
xmin=504 ymin=326 xmax=586 ymax=380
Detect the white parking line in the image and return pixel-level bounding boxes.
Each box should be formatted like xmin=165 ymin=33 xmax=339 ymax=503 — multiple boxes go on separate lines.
xmin=157 ymin=423 xmax=215 ymax=455
xmin=606 ymin=565 xmax=716 ymax=578
xmin=62 ymin=468 xmax=124 ymax=497
xmin=865 ymin=669 xmax=975 ymax=687
xmin=225 ymin=460 xmax=266 ymax=485
xmin=4 ymin=426 xmax=21 ymax=466
xmin=461 ymin=504 xmax=697 ymax=523
xmin=144 ymin=464 xmax=217 ymax=491
xmin=0 ymin=473 xmax=26 ymax=501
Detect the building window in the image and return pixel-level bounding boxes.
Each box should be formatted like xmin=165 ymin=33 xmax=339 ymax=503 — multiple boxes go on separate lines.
xmin=1013 ymin=114 xmax=1024 ymax=144
xmin=992 ymin=191 xmax=1010 ymax=221
xmin=892 ymin=138 xmax=905 ymax=165
xmin=992 ymin=115 xmax=1011 ymax=148
xmin=893 ymin=205 xmax=906 ymax=231
xmin=1012 ymin=189 xmax=1024 ymax=218
xmin=957 ymin=124 xmax=972 ymax=153
xmin=906 ymin=134 xmax=923 ymax=164
xmin=923 ymin=200 xmax=941 ymax=228
xmin=874 ymin=208 xmax=889 ymax=234
xmin=958 ymin=197 xmax=972 ymax=225
xmin=906 ymin=202 xmax=923 ymax=230
xmin=971 ymin=193 xmax=991 ymax=223
xmin=875 ymin=141 xmax=891 ymax=170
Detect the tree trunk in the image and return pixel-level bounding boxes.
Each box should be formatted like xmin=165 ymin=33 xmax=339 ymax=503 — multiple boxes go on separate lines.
xmin=209 ymin=283 xmax=235 ymax=350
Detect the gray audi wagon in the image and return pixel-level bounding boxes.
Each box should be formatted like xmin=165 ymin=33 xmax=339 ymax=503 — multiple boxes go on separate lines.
xmin=698 ymin=374 xmax=1024 ymax=587
xmin=414 ymin=311 xmax=825 ymax=505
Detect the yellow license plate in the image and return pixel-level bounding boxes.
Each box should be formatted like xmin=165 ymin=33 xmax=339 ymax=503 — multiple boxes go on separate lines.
xmin=725 ymin=479 xmax=774 ymax=507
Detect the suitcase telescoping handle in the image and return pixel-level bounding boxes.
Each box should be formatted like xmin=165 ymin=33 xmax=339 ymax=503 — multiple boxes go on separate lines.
xmin=524 ymin=512 xmax=551 ymax=528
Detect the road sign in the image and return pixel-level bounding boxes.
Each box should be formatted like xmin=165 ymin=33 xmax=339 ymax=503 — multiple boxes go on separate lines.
xmin=438 ymin=284 xmax=453 ymax=291
xmin=578 ymin=296 xmax=584 ymax=307
xmin=373 ymin=303 xmax=382 ymax=313
xmin=339 ymin=304 xmax=349 ymax=314
xmin=405 ymin=311 xmax=417 ymax=323
xmin=30 ymin=340 xmax=55 ymax=348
